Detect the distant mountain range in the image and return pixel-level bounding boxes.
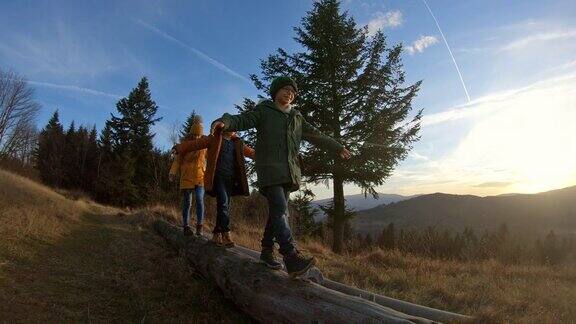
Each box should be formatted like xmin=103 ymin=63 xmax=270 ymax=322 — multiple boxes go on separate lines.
xmin=311 ymin=193 xmax=415 ymax=221
xmin=352 ymin=186 xmax=576 ymax=239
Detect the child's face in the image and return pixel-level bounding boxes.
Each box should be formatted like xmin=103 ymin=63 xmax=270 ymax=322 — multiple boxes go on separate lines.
xmin=274 ymin=85 xmax=296 ymax=106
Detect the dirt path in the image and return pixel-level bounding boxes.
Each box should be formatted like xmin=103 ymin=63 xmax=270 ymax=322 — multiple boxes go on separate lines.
xmin=0 ymin=211 xmax=252 ymax=323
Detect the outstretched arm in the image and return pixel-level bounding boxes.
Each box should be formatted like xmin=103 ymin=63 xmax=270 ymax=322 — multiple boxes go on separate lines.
xmin=302 ymin=120 xmax=348 ymax=157
xmin=173 ymin=135 xmax=211 ymax=155
xmin=218 ymin=109 xmax=262 ymax=132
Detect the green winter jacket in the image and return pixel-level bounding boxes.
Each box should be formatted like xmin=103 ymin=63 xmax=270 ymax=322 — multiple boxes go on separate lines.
xmin=220 ymin=99 xmax=344 ymax=191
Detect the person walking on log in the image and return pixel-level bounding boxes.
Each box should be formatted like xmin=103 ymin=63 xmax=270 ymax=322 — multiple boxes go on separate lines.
xmin=172 ymin=123 xmax=255 ymax=248
xmin=212 ymin=76 xmax=350 ymax=277
xmin=169 ymin=116 xmax=207 ymax=236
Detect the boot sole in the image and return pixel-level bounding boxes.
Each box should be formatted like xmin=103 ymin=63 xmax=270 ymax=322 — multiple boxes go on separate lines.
xmin=288 ymin=258 xmax=316 ymax=278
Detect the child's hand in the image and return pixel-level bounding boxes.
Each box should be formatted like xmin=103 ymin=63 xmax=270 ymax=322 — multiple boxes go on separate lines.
xmin=340 ymin=147 xmax=351 ymax=159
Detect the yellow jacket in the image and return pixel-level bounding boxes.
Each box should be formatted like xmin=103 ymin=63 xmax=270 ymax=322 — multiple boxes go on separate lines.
xmin=169 ymin=149 xmax=207 ymax=189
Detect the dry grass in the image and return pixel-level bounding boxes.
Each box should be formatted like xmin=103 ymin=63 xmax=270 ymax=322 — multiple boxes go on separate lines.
xmin=4 ymin=168 xmax=575 ymax=323
xmin=0 ymin=169 xmax=251 ymax=323
xmin=313 ymin=248 xmax=576 ymax=323
xmin=172 ymin=193 xmax=576 ymax=323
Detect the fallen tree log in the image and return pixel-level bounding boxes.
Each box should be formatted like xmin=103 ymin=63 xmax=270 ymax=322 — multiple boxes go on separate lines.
xmin=154 ymin=219 xmax=435 ymax=323
xmin=232 ymin=246 xmax=472 ymax=323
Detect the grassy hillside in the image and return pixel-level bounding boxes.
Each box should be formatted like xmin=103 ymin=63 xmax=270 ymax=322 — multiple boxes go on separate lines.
xmin=353 ymin=186 xmax=576 ymax=239
xmin=2 ymin=169 xmax=576 ymax=322
xmin=0 ymin=169 xmax=251 ymax=323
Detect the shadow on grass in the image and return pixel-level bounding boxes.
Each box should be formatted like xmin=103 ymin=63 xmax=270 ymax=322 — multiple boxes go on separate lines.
xmin=0 ymin=212 xmax=254 ymax=323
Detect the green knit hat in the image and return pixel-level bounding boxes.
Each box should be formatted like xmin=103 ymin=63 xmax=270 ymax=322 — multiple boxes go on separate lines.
xmin=269 ymin=76 xmax=298 ymax=99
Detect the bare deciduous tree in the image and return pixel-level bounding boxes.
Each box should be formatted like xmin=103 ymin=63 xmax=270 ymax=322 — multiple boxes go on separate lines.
xmin=0 ymin=69 xmax=40 ymax=162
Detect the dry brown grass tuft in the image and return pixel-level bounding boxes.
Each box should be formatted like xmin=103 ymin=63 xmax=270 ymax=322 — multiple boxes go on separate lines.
xmin=308 ymin=246 xmax=576 ymax=322
xmin=0 ymin=169 xmax=251 ymax=322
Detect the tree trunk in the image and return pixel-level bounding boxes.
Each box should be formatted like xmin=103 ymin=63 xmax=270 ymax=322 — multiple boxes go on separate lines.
xmin=332 ymin=171 xmax=346 ymax=254
xmin=154 ymin=219 xmax=434 ymax=324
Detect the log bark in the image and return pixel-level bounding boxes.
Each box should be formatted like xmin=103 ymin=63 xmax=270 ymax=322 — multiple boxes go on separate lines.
xmin=154 ymin=220 xmax=435 ymax=324
xmin=232 ymin=246 xmax=472 ymax=323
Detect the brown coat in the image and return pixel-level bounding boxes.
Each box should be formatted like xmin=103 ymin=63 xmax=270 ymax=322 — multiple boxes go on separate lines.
xmin=174 ymin=132 xmax=255 ymax=197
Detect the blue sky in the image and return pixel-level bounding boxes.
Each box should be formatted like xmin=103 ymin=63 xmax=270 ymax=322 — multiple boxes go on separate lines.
xmin=1 ymin=0 xmax=575 ymax=199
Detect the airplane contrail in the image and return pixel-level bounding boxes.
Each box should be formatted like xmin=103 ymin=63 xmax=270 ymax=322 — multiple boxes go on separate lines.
xmin=421 ymin=0 xmax=471 ymax=103
xmin=28 ymin=80 xmax=121 ymax=99
xmin=132 ymin=18 xmax=251 ymax=84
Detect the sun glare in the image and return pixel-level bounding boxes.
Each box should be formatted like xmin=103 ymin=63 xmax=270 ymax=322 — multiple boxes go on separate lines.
xmin=447 ymin=75 xmax=576 ymax=194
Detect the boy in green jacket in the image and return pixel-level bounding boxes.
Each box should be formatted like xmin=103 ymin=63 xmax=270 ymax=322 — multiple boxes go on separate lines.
xmin=213 ymin=76 xmax=350 ymax=277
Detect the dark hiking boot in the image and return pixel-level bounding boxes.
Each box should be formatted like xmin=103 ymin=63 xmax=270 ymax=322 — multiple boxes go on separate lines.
xmin=221 ymin=231 xmax=235 ymax=248
xmin=195 ymin=224 xmax=203 ymax=237
xmin=183 ymin=225 xmax=192 ymax=236
xmin=260 ymin=247 xmax=283 ymax=270
xmin=283 ymin=250 xmax=315 ymax=277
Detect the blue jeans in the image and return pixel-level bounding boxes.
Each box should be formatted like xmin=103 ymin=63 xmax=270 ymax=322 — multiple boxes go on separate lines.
xmin=213 ymin=175 xmax=233 ymax=233
xmin=182 ymin=186 xmax=205 ymax=227
xmin=261 ymin=185 xmax=296 ymax=256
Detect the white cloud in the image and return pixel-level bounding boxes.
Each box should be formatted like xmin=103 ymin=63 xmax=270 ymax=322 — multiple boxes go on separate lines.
xmin=366 ymin=10 xmax=403 ymax=36
xmin=0 ymin=19 xmax=127 ymax=79
xmin=409 ymin=151 xmax=429 ymax=161
xmin=422 ymin=73 xmax=576 ymax=127
xmin=405 ymin=35 xmax=439 ymax=55
xmin=500 ymin=29 xmax=576 ymax=51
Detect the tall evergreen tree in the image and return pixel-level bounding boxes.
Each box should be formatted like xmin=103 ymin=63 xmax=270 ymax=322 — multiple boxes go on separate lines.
xmin=81 ymin=125 xmax=100 ymax=192
xmin=249 ymin=0 xmax=422 ymax=252
xmin=36 ymin=110 xmax=65 ymax=187
xmin=108 ymin=77 xmax=162 ymax=205
xmin=62 ymin=121 xmax=80 ymax=189
xmin=95 ymin=120 xmax=139 ymax=205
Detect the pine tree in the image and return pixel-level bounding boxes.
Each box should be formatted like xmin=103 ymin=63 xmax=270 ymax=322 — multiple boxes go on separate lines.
xmin=250 ymin=0 xmax=422 ymax=253
xmin=378 ymin=223 xmax=396 ymax=249
xmin=320 ymin=198 xmax=356 ymax=246
xmin=62 ymin=121 xmax=80 ymax=189
xmin=234 ymin=98 xmax=258 ymax=181
xmin=107 ymin=77 xmax=162 ymax=205
xmin=95 ymin=122 xmax=114 ymax=202
xmin=94 ymin=121 xmax=140 ymax=206
xmin=179 ymin=110 xmax=201 ymax=140
xmin=36 ymin=110 xmax=65 ymax=187
xmin=291 ymin=188 xmax=321 ymax=237
xmin=81 ymin=126 xmax=99 ymax=192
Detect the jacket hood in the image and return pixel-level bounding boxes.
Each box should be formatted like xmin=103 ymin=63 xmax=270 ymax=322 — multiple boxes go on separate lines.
xmin=189 ymin=121 xmax=204 ymax=136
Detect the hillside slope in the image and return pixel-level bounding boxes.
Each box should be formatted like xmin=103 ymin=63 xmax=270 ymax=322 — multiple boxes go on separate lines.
xmin=312 ymin=193 xmax=412 ymax=221
xmin=353 ymin=186 xmax=576 ymax=238
xmin=2 ymin=170 xmax=575 ymax=322
xmin=0 ymin=170 xmax=250 ymax=323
